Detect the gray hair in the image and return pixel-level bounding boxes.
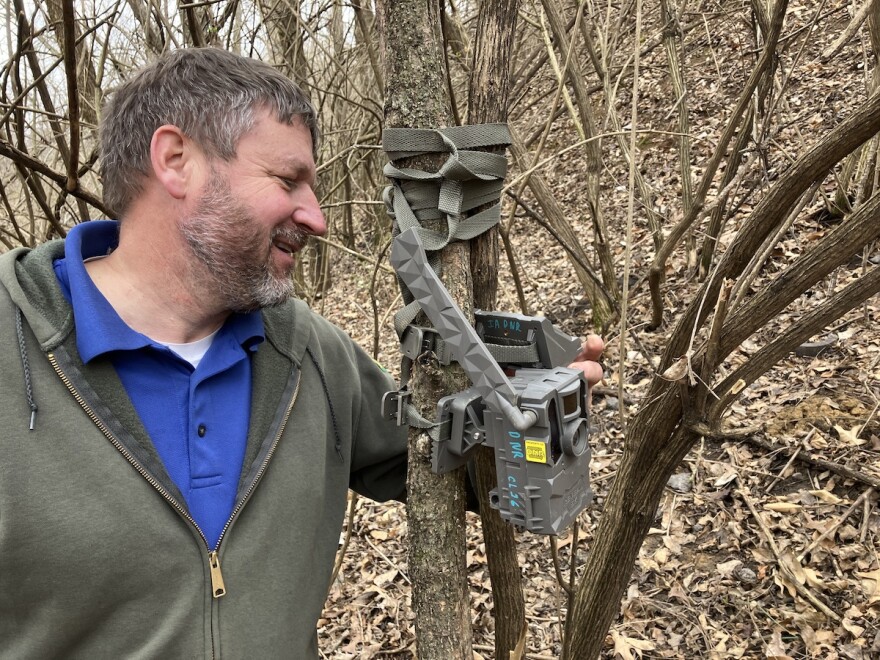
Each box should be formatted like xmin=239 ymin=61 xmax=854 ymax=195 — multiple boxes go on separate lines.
xmin=99 ymin=48 xmax=319 ymax=216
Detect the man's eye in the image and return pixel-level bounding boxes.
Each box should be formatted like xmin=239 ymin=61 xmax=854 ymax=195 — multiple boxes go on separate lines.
xmin=276 ymin=176 xmax=295 ymax=189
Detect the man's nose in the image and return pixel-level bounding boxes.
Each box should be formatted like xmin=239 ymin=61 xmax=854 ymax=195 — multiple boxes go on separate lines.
xmin=294 ymin=186 xmax=327 ymax=237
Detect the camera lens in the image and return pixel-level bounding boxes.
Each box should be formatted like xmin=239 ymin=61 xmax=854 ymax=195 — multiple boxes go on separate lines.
xmin=561 ymin=417 xmax=588 ymax=457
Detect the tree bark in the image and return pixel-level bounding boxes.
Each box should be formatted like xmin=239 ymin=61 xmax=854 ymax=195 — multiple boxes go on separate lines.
xmin=466 ymin=2 xmax=527 ymax=658
xmin=376 ymin=2 xmax=472 ymax=658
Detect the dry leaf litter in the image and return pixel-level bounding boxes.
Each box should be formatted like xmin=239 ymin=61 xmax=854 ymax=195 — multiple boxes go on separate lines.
xmin=313 ymin=1 xmax=880 ymax=657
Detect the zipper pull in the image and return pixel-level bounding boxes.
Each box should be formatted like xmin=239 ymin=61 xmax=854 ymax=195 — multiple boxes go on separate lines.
xmin=209 ymin=551 xmax=226 ymax=598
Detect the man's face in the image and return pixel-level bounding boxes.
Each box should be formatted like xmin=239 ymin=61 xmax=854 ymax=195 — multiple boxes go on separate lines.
xmin=179 ymin=113 xmax=326 ymax=312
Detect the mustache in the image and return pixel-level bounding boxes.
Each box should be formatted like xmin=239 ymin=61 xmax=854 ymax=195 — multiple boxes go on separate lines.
xmin=271 ymin=225 xmax=311 ymax=253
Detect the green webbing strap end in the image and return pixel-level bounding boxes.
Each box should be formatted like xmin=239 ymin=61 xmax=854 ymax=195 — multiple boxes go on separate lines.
xmin=487 ymin=341 xmax=540 ymax=365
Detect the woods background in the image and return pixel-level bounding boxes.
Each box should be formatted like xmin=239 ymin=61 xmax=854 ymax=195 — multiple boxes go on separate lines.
xmin=1 ymin=0 xmax=879 ymax=658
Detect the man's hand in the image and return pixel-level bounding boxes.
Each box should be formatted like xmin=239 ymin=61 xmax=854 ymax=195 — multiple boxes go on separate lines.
xmin=569 ymin=334 xmax=604 ymax=388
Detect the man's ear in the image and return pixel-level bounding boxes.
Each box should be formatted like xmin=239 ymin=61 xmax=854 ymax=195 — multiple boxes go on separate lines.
xmin=150 ymin=125 xmax=200 ymax=200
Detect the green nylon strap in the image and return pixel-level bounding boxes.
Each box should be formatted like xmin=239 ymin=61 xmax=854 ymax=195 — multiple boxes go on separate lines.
xmin=383 ymin=123 xmax=512 ymax=339
xmin=383 ymin=124 xmax=513 ymax=156
xmin=383 ymin=123 xmax=513 ymax=433
xmin=483 ymin=337 xmax=540 ymax=364
xmin=396 ymin=320 xmax=540 ymax=367
xmin=382 ymin=123 xmax=512 ymax=254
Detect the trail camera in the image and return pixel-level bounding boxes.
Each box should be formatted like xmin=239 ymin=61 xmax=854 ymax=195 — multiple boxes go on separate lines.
xmin=388 ymin=228 xmax=592 ymax=535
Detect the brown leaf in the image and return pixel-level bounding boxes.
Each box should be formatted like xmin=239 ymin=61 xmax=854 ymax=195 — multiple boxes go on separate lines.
xmin=856 ymin=568 xmax=880 ymax=605
xmin=841 ymin=618 xmax=865 ymax=638
xmin=808 ymin=489 xmax=843 ymax=505
xmin=765 ymin=502 xmax=802 ymax=513
xmin=610 ymin=629 xmax=655 ymax=660
xmin=374 ymin=568 xmax=397 ymax=586
xmin=716 ymin=559 xmax=742 ymax=577
xmin=765 ymin=629 xmax=793 ymax=659
xmin=834 ymin=424 xmax=866 ymax=446
xmin=661 ymin=356 xmax=690 ymax=382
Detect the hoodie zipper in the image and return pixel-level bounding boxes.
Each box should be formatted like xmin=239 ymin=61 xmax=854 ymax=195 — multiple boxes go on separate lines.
xmin=47 ymin=353 xmax=300 ymax=598
xmin=213 ymin=373 xmax=300 ymax=549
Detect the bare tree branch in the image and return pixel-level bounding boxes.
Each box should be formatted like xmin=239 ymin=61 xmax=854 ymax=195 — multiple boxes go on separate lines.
xmin=0 ymin=137 xmax=107 ymax=214
xmin=647 ymin=0 xmax=788 ymax=328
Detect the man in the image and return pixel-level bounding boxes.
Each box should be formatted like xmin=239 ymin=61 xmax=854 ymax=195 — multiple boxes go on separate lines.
xmin=0 ymin=48 xmax=603 ymax=658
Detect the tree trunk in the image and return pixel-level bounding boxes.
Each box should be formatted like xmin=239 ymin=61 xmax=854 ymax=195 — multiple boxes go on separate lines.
xmin=564 ymin=88 xmax=880 ymax=660
xmin=660 ymin=0 xmax=695 ymax=271
xmin=648 ymin=0 xmax=788 ymax=328
xmin=125 ymin=0 xmax=166 ymax=55
xmin=466 ymin=2 xmax=527 ymax=658
xmin=46 ymin=0 xmax=101 ymax=128
xmin=351 ymin=1 xmax=385 ymax=95
xmin=180 ymin=1 xmax=218 ymax=47
xmin=508 ymin=131 xmax=616 ymax=326
xmin=45 ymin=0 xmax=99 ymax=222
xmin=376 ymin=2 xmax=472 ymax=658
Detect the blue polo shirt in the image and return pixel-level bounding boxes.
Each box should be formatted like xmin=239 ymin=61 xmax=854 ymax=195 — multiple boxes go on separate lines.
xmin=54 ymin=221 xmax=264 ymax=549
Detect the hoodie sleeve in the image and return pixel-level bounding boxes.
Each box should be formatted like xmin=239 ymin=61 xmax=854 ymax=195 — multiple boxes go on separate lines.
xmin=347 ymin=343 xmax=408 ymax=503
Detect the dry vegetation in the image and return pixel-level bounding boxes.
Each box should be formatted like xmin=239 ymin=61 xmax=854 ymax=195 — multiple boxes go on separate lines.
xmin=318 ymin=2 xmax=880 ymax=658
xmin=1 ymin=0 xmax=879 ymax=658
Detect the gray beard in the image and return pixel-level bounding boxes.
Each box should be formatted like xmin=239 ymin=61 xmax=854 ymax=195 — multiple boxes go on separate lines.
xmin=179 ymin=173 xmax=309 ymax=312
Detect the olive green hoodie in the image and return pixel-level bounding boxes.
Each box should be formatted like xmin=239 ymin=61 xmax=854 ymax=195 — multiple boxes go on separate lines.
xmin=0 ymin=240 xmax=407 ymax=658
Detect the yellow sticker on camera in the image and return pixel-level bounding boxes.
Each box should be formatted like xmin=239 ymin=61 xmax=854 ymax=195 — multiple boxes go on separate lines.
xmin=525 ymin=440 xmax=547 ymax=464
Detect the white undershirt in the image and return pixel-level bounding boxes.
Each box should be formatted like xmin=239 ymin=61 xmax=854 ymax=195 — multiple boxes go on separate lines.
xmin=161 ymin=328 xmax=220 ymax=369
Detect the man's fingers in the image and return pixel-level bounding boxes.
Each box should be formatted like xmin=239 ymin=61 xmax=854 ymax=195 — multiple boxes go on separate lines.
xmin=576 ymin=334 xmax=604 ymax=362
xmin=570 ymin=359 xmax=604 ymax=387
xmin=568 ymin=334 xmax=604 ymax=387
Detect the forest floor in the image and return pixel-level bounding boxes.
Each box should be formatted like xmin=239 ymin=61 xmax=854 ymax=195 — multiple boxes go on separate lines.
xmin=315 ymin=2 xmax=880 ymax=658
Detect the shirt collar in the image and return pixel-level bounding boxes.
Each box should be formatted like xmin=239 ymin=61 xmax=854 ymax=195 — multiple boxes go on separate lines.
xmin=54 ymin=220 xmax=265 ymax=364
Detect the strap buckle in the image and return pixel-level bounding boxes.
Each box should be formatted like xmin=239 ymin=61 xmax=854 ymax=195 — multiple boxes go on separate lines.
xmin=400 ymin=325 xmax=453 ymax=365
xmin=382 ymin=389 xmax=412 ymax=427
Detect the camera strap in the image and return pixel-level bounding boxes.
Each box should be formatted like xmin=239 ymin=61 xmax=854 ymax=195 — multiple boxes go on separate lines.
xmin=381 ymin=123 xmax=514 ymax=433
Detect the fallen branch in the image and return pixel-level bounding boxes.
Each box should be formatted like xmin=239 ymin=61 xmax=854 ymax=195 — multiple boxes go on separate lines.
xmin=591 ymin=386 xmax=635 ymax=405
xmin=549 ymin=536 xmax=573 ymax=596
xmin=797 ymin=487 xmax=875 ymax=562
xmin=330 ymin=493 xmax=359 ymax=586
xmin=737 ymin=486 xmax=841 ymax=621
xmin=765 ymin=431 xmax=813 ymax=494
xmin=821 ymin=0 xmax=873 ymax=61
xmin=694 ymin=424 xmax=880 ymax=490
xmin=860 ymin=495 xmax=873 ymax=543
